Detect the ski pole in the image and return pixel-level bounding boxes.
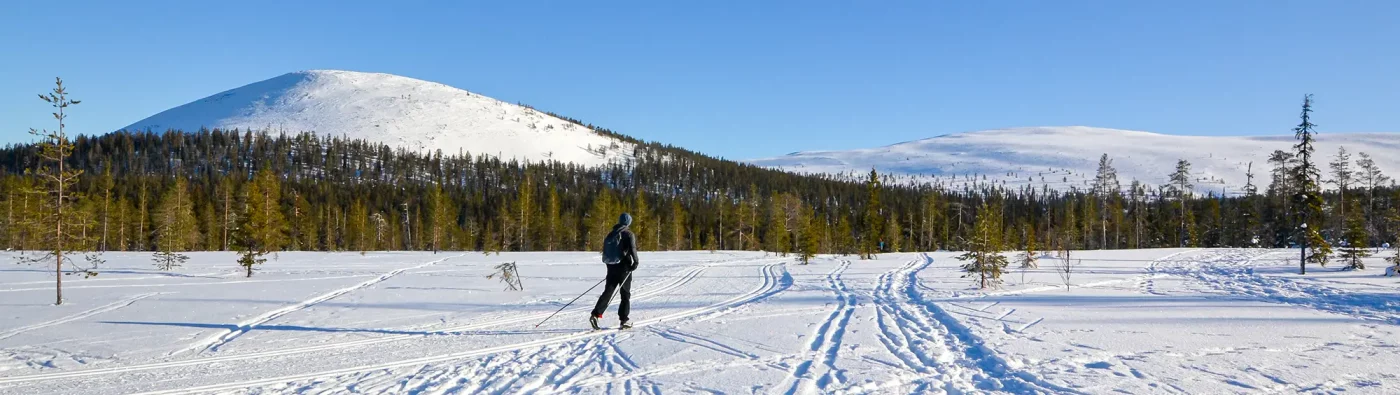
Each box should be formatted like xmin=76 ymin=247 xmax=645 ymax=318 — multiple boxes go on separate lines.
xmin=534 ymin=278 xmax=606 ymax=328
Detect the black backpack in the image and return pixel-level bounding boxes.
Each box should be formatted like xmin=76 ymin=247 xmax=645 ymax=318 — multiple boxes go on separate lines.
xmin=601 ymin=228 xmax=624 ymax=264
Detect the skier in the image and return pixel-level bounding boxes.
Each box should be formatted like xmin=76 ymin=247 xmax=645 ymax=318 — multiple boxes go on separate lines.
xmin=591 ymin=213 xmax=639 ymax=330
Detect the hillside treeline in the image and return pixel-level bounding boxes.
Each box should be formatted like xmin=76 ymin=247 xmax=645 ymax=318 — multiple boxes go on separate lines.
xmin=6 ymin=99 xmax=1393 ymax=264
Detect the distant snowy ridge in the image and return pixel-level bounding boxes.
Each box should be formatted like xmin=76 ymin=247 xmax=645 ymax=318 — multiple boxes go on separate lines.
xmin=750 ymin=126 xmax=1400 ymax=195
xmin=122 ymin=70 xmax=634 ymax=167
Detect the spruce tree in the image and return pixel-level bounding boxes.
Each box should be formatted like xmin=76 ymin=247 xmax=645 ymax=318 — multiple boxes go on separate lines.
xmin=1169 ymin=160 xmax=1194 ymax=247
xmin=1019 ymin=225 xmax=1038 ymax=268
xmin=1291 ymin=94 xmax=1331 ymax=272
xmin=862 ymin=169 xmax=883 ymax=259
xmin=1340 ymin=199 xmax=1369 ymax=270
xmin=959 ymin=202 xmax=1008 ymax=289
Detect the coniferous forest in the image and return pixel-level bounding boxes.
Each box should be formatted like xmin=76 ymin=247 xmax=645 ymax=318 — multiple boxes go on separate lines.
xmin=10 ymin=82 xmax=1396 ymax=284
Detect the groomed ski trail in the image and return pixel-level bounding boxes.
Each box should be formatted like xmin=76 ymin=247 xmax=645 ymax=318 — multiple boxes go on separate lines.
xmin=0 ymin=258 xmax=741 ymax=388
xmin=0 ymin=292 xmax=163 ymax=342
xmin=126 ymin=261 xmax=789 ymax=395
xmin=173 ymin=254 xmax=467 ymax=356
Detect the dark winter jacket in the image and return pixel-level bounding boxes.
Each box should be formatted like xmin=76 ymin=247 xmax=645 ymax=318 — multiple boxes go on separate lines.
xmin=611 ymin=224 xmax=639 ymax=271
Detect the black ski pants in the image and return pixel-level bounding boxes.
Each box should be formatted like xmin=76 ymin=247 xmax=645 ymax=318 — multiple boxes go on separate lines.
xmin=591 ymin=264 xmax=633 ymax=322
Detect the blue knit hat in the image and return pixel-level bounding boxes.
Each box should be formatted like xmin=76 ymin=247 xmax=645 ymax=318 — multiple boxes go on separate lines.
xmin=618 ymin=213 xmax=632 ymax=226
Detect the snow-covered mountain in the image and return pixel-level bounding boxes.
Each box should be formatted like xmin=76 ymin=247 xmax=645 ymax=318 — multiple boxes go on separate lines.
xmin=750 ymin=126 xmax=1400 ymax=195
xmin=122 ymin=70 xmax=633 ymax=167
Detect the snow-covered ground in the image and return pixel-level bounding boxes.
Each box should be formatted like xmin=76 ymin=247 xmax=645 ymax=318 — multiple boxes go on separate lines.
xmin=121 ymin=70 xmax=635 ymax=167
xmin=749 ymin=126 xmax=1400 ymax=195
xmin=1 ymin=249 xmax=1398 ymax=394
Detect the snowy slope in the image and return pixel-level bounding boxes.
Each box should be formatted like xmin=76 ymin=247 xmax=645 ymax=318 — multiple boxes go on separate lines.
xmin=751 ymin=126 xmax=1400 ymax=195
xmin=2 ymin=249 xmax=1399 ymax=394
xmin=121 ymin=70 xmax=634 ymax=167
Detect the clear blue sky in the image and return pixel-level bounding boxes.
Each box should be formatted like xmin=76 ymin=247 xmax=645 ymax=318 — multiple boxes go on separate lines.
xmin=2 ymin=1 xmax=1397 ymax=159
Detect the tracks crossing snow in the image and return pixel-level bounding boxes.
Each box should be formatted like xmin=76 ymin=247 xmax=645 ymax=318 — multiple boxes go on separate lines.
xmin=122 ymin=260 xmax=789 ymax=394
xmin=0 ymin=257 xmax=740 ymax=387
xmin=0 ymin=293 xmax=163 ymax=342
xmin=781 ymin=260 xmax=856 ymax=394
xmin=173 ymin=254 xmax=467 ymax=356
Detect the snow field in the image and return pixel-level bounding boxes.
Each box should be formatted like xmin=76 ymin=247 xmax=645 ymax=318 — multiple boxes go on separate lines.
xmin=0 ymin=249 xmax=1398 ymax=394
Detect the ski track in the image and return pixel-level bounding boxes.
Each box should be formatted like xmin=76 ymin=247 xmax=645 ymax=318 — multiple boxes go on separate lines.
xmin=869 ymin=254 xmax=1079 ymax=394
xmin=173 ymin=253 xmax=467 ymax=356
xmin=781 ymin=259 xmax=854 ymax=394
xmin=0 ymin=293 xmax=162 ymax=342
xmin=1164 ymin=249 xmax=1400 ymax=325
xmin=121 ymin=260 xmax=787 ymax=395
xmin=0 ymin=258 xmax=739 ymax=387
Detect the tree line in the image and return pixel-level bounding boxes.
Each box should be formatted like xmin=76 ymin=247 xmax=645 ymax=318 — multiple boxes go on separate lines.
xmin=15 ymin=80 xmax=1394 ymax=302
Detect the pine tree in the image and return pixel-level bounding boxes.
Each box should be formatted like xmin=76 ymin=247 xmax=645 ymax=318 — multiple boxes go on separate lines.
xmin=632 ymin=188 xmax=658 ymax=250
xmin=884 ymin=215 xmax=902 ymax=253
xmin=1329 ymin=146 xmax=1354 ymax=236
xmin=347 ymin=200 xmax=368 ymax=251
xmin=586 ymin=191 xmax=618 ymax=250
xmin=23 ymin=78 xmax=100 ymax=305
xmin=545 ymin=186 xmax=561 ymax=251
xmin=798 ymin=204 xmax=818 ymax=263
xmin=766 ymin=193 xmax=790 ymax=255
xmin=99 ymin=164 xmax=114 ymax=251
xmin=429 ymin=186 xmax=454 ymax=253
xmin=1092 ymin=154 xmax=1121 ymax=249
xmin=669 ymin=199 xmax=687 ymax=250
xmin=291 ymin=190 xmax=317 ymax=250
xmin=1340 ymin=198 xmax=1369 ymax=270
xmin=153 ymin=177 xmax=200 ymax=270
xmin=516 ymin=173 xmax=535 ymax=250
xmin=245 ymin=166 xmax=289 ymax=253
xmin=1356 ymin=152 xmax=1389 ymax=239
xmin=216 ymin=177 xmax=236 ymax=251
xmin=960 ymin=202 xmax=1008 ymax=289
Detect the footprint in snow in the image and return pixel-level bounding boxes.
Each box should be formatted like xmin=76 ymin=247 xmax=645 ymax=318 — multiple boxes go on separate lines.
xmin=1085 ymin=361 xmax=1113 ymax=369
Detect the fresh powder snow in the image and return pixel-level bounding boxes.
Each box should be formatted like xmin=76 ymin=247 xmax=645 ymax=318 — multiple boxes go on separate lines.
xmin=1 ymin=249 xmax=1397 ymax=393
xmin=121 ymin=70 xmax=635 ymax=167
xmin=750 ymin=126 xmax=1400 ymax=195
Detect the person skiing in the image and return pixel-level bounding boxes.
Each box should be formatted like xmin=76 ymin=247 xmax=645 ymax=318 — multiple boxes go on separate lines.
xmin=592 ymin=213 xmax=639 ymax=330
